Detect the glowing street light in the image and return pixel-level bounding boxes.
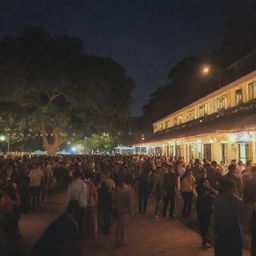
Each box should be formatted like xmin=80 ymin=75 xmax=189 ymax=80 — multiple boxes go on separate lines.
xmin=202 ymin=66 xmax=210 ymax=74
xmin=0 ymin=135 xmax=5 ymax=141
xmin=201 ymin=65 xmax=221 ymax=88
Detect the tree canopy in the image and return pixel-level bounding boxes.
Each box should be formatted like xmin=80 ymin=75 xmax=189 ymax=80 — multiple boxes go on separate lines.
xmin=0 ymin=27 xmax=134 ymax=154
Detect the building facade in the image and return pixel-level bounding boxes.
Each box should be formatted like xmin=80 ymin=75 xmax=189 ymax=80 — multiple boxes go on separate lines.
xmin=134 ymin=70 xmax=256 ymax=164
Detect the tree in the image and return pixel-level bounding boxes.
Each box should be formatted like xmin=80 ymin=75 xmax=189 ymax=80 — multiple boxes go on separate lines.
xmin=85 ymin=133 xmax=117 ymax=153
xmin=0 ymin=27 xmax=134 ymax=154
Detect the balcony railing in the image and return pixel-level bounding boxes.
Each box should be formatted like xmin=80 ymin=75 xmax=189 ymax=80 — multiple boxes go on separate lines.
xmin=151 ymin=99 xmax=256 ymax=139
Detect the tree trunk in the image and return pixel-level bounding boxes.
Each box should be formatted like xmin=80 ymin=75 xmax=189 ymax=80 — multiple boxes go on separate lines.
xmin=41 ymin=129 xmax=64 ymax=156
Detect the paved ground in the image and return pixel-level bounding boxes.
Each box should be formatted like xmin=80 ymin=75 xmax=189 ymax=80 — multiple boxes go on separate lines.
xmin=18 ymin=193 xmax=249 ymax=256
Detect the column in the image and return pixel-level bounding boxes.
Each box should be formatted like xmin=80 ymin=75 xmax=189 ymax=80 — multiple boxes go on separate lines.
xmin=211 ymin=142 xmax=222 ymax=162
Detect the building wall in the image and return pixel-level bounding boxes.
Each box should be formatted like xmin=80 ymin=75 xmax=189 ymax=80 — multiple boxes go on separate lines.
xmin=134 ymin=131 xmax=256 ymax=165
xmin=153 ymin=71 xmax=256 ymax=133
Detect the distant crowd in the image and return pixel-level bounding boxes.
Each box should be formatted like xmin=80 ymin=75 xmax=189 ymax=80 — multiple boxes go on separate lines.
xmin=0 ymin=154 xmax=256 ymax=256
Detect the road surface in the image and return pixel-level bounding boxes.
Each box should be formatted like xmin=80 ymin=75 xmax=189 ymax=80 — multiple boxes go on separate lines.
xmin=19 ymin=193 xmax=249 ymax=256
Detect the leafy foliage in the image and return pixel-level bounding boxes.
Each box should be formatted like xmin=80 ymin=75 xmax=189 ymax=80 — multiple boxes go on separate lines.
xmin=85 ymin=133 xmax=117 ymax=153
xmin=0 ymin=27 xmax=134 ymax=152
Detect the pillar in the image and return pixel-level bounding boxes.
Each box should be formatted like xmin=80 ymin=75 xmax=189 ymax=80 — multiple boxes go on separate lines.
xmin=211 ymin=142 xmax=222 ymax=162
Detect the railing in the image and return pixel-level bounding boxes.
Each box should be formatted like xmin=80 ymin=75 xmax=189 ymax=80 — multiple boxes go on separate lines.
xmin=151 ymin=99 xmax=256 ymax=140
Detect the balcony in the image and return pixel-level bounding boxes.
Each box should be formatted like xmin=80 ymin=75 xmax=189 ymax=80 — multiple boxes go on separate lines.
xmin=148 ymin=99 xmax=256 ymax=141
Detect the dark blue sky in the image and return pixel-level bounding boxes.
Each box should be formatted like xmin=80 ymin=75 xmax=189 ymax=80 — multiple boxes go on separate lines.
xmin=0 ymin=0 xmax=248 ymax=115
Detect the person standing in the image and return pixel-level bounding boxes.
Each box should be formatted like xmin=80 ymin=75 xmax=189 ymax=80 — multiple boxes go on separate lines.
xmin=196 ymin=176 xmax=218 ymax=249
xmin=180 ymin=166 xmax=196 ymax=218
xmin=113 ymin=178 xmax=132 ymax=247
xmin=138 ymin=169 xmax=149 ymax=215
xmin=98 ymin=181 xmax=112 ymax=234
xmin=224 ymin=164 xmax=242 ymax=198
xmin=153 ymin=170 xmax=163 ymax=218
xmin=32 ymin=200 xmax=80 ymax=256
xmin=214 ymin=179 xmax=243 ymax=256
xmin=162 ymin=164 xmax=179 ymax=218
xmin=67 ymin=170 xmax=89 ymax=237
xmin=29 ymin=164 xmax=44 ymax=210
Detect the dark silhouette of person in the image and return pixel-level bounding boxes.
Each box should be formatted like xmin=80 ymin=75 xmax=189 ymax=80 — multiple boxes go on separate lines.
xmin=162 ymin=164 xmax=179 ymax=218
xmin=138 ymin=169 xmax=149 ymax=215
xmin=32 ymin=200 xmax=80 ymax=256
xmin=214 ymin=179 xmax=243 ymax=256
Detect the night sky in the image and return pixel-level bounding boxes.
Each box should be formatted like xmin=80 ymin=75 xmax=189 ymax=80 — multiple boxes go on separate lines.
xmin=0 ymin=0 xmax=250 ymax=115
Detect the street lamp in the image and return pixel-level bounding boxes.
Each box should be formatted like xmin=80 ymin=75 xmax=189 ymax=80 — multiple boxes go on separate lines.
xmin=201 ymin=65 xmax=222 ymax=88
xmin=202 ymin=66 xmax=210 ymax=74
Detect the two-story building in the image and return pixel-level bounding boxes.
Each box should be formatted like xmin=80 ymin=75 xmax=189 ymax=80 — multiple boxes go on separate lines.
xmin=134 ymin=70 xmax=256 ymax=164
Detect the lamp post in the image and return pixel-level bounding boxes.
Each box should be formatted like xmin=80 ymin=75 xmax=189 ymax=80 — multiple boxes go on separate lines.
xmin=202 ymin=65 xmax=222 ymax=88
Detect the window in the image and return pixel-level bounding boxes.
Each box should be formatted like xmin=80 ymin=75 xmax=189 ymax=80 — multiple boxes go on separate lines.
xmin=248 ymin=81 xmax=256 ymax=101
xmin=203 ymin=144 xmax=212 ymax=161
xmin=178 ymin=115 xmax=183 ymax=125
xmin=235 ymin=89 xmax=243 ymax=105
xmin=217 ymin=95 xmax=228 ymax=110
xmin=199 ymin=103 xmax=212 ymax=117
xmin=205 ymin=102 xmax=212 ymax=114
xmin=187 ymin=109 xmax=195 ymax=121
xmin=173 ymin=117 xmax=178 ymax=126
xmin=238 ymin=143 xmax=249 ymax=163
xmin=159 ymin=123 xmax=163 ymax=130
xmin=165 ymin=120 xmax=170 ymax=128
xmin=199 ymin=105 xmax=205 ymax=117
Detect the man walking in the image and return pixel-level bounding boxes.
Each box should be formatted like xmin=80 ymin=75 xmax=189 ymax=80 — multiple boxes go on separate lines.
xmin=67 ymin=169 xmax=89 ymax=237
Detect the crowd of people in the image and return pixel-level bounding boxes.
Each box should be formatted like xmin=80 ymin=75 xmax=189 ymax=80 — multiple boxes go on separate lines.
xmin=0 ymin=154 xmax=256 ymax=256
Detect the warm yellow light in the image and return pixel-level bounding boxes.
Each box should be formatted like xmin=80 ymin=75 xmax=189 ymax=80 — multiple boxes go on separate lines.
xmin=202 ymin=66 xmax=210 ymax=74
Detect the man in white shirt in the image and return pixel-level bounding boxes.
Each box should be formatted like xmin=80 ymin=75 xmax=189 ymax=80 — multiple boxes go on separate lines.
xmin=67 ymin=169 xmax=89 ymax=236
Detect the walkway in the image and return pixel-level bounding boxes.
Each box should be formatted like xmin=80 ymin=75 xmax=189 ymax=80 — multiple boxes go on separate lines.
xmin=18 ymin=193 xmax=249 ymax=256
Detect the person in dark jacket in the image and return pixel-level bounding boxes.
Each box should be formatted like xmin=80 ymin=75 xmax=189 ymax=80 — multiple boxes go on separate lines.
xmin=196 ymin=176 xmax=218 ymax=249
xmin=214 ymin=179 xmax=243 ymax=256
xmin=138 ymin=169 xmax=149 ymax=215
xmin=162 ymin=164 xmax=179 ymax=218
xmin=98 ymin=181 xmax=112 ymax=234
xmin=32 ymin=200 xmax=80 ymax=256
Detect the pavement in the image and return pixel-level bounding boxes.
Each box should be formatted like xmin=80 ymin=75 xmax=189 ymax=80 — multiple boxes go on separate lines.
xmin=18 ymin=192 xmax=249 ymax=256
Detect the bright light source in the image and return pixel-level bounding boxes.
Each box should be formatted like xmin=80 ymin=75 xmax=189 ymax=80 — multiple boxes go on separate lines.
xmin=71 ymin=146 xmax=77 ymax=152
xmin=202 ymin=66 xmax=210 ymax=74
xmin=0 ymin=135 xmax=5 ymax=141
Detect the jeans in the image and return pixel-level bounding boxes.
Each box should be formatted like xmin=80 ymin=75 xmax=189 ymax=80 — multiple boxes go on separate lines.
xmin=30 ymin=186 xmax=41 ymax=209
xmin=163 ymin=190 xmax=176 ymax=217
xmin=181 ymin=192 xmax=193 ymax=217
xmin=138 ymin=192 xmax=148 ymax=214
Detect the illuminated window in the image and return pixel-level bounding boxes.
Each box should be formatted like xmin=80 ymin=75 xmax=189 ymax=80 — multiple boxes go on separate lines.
xmin=248 ymin=81 xmax=256 ymax=101
xmin=173 ymin=117 xmax=178 ymax=126
xmin=160 ymin=123 xmax=163 ymax=130
xmin=199 ymin=103 xmax=212 ymax=117
xmin=199 ymin=105 xmax=205 ymax=117
xmin=178 ymin=115 xmax=183 ymax=125
xmin=235 ymin=89 xmax=243 ymax=105
xmin=165 ymin=120 xmax=170 ymax=128
xmin=217 ymin=95 xmax=228 ymax=110
xmin=187 ymin=109 xmax=195 ymax=121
